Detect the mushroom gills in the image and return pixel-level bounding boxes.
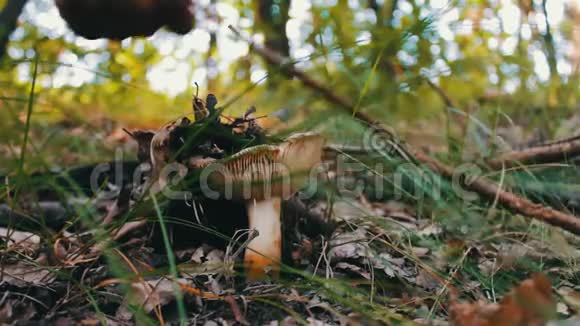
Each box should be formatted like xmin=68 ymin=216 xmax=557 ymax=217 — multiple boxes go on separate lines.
xmin=245 ymin=197 xmax=282 ymax=279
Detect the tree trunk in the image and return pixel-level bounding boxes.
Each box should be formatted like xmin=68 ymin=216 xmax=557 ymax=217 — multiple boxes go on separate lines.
xmin=206 ymin=0 xmax=219 ymax=92
xmin=540 ymin=0 xmax=559 ymax=81
xmin=0 ymin=0 xmax=29 ymax=59
xmin=254 ymin=0 xmax=291 ymax=87
xmin=570 ymin=2 xmax=580 ymax=73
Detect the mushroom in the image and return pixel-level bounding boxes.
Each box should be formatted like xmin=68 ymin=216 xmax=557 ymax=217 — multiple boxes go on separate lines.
xmin=202 ymin=132 xmax=325 ymax=279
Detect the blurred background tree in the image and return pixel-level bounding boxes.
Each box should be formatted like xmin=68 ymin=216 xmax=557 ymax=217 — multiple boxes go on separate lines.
xmin=0 ymin=0 xmax=578 ymax=172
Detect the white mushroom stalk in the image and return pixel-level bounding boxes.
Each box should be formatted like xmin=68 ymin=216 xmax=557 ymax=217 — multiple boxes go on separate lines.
xmin=245 ymin=197 xmax=282 ymax=278
xmin=203 ymin=132 xmax=325 ymax=279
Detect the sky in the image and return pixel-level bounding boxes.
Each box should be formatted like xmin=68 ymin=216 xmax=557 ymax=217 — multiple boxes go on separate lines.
xmin=8 ymin=0 xmax=574 ymax=96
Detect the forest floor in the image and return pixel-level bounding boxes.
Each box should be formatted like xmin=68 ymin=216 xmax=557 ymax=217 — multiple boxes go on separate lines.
xmin=1 ymin=95 xmax=580 ymax=326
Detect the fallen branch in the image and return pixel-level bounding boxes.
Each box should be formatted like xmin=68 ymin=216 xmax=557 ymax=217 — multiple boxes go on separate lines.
xmin=229 ymin=26 xmax=580 ymax=236
xmin=425 ymin=75 xmax=580 ymax=169
xmin=425 ymin=79 xmax=469 ymax=141
xmin=411 ymin=149 xmax=580 ymax=233
xmin=487 ymin=136 xmax=580 ymax=169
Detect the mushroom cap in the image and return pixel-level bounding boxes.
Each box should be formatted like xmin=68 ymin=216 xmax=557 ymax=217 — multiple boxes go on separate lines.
xmin=203 ymin=132 xmax=325 ymax=201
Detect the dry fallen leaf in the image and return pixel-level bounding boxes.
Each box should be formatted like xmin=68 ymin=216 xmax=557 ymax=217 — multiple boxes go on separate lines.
xmin=449 ymin=273 xmax=556 ymax=326
xmin=415 ymin=269 xmax=442 ymax=291
xmin=370 ymin=200 xmax=417 ymax=225
xmin=334 ymin=262 xmax=371 ymax=279
xmin=126 ymin=278 xmax=187 ymax=314
xmin=0 ymin=261 xmax=56 ymax=287
xmin=412 ymin=247 xmax=430 ymax=258
xmin=0 ymin=299 xmax=37 ymax=323
xmin=328 ymin=228 xmax=369 ymax=261
xmin=557 ymin=286 xmax=580 ymax=311
xmin=449 ymin=300 xmax=501 ymax=326
xmin=369 ymin=252 xmax=409 ymax=278
xmin=418 ymin=223 xmax=443 ymax=237
xmin=0 ymin=227 xmax=40 ymax=256
xmin=331 ymin=200 xmax=374 ymax=221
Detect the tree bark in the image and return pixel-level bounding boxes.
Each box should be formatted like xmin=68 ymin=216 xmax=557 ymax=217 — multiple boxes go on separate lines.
xmin=570 ymin=2 xmax=580 ymax=73
xmin=254 ymin=0 xmax=291 ymax=87
xmin=540 ymin=0 xmax=559 ymax=82
xmin=206 ymin=0 xmax=219 ymax=92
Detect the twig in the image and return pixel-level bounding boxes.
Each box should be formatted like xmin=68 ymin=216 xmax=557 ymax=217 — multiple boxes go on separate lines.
xmin=223 ymin=295 xmax=250 ymax=325
xmin=326 ymin=143 xmax=576 ymax=173
xmin=425 ymin=79 xmax=470 ymax=151
xmin=411 ymin=149 xmax=580 ymax=233
xmin=229 ymin=26 xmax=580 ymax=236
xmin=227 ymin=26 xmax=414 ymax=162
xmin=425 ymin=79 xmax=457 ymax=109
xmin=487 ymin=136 xmax=580 ymax=169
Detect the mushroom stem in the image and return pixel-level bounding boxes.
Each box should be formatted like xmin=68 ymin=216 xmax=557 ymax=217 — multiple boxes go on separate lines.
xmin=244 ymin=197 xmax=282 ymax=279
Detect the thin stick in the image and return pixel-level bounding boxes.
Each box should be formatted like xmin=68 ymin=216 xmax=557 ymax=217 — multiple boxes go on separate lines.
xmin=228 ymin=26 xmax=580 ymax=235
xmin=487 ymin=137 xmax=580 ymax=169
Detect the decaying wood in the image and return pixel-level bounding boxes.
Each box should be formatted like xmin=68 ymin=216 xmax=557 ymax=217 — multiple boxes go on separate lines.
xmin=229 ymin=26 xmax=580 ymax=236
